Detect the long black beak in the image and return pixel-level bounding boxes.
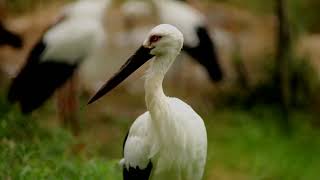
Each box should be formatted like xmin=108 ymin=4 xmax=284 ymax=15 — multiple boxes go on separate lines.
xmin=88 ymin=46 xmax=154 ymax=104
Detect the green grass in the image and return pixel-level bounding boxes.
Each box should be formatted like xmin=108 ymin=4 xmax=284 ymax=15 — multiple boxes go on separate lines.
xmin=0 ymin=129 xmax=120 ymax=179
xmin=0 ymin=92 xmax=320 ymax=179
xmin=205 ymin=106 xmax=320 ymax=179
xmin=0 ymin=96 xmax=121 ymax=179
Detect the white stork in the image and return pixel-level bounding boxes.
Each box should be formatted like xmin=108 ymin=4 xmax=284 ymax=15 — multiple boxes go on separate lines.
xmin=121 ymin=0 xmax=223 ymax=82
xmin=154 ymin=0 xmax=223 ymax=82
xmin=8 ymin=0 xmax=108 ymax=131
xmin=88 ymin=24 xmax=207 ymax=180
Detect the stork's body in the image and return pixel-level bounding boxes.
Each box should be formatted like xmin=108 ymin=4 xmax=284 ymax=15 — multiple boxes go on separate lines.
xmin=123 ymin=100 xmax=206 ymax=179
xmin=8 ymin=0 xmax=108 ymax=116
xmin=89 ymin=24 xmax=207 ymax=180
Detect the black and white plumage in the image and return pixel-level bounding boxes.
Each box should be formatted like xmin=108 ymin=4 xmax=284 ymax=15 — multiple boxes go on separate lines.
xmin=154 ymin=0 xmax=223 ymax=82
xmin=0 ymin=22 xmax=23 ymax=48
xmin=121 ymin=0 xmax=223 ymax=82
xmin=121 ymin=132 xmax=153 ymax=179
xmin=183 ymin=26 xmax=222 ymax=81
xmin=89 ymin=24 xmax=207 ymax=180
xmin=8 ymin=40 xmax=78 ymax=113
xmin=8 ymin=0 xmax=108 ymax=113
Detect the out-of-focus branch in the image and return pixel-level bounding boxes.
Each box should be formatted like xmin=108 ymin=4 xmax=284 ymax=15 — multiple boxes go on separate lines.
xmin=275 ymin=0 xmax=291 ymax=131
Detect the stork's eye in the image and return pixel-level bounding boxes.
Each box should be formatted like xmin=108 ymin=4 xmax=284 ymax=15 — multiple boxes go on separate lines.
xmin=149 ymin=35 xmax=162 ymax=43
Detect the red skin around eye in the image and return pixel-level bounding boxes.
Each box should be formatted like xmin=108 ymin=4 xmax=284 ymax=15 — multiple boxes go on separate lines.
xmin=150 ymin=35 xmax=162 ymax=43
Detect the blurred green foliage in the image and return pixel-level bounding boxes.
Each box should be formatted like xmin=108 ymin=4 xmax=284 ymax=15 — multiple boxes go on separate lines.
xmin=220 ymin=54 xmax=319 ymax=111
xmin=209 ymin=0 xmax=320 ymax=33
xmin=209 ymin=0 xmax=274 ymax=14
xmin=205 ymin=106 xmax=320 ymax=179
xmin=290 ymin=0 xmax=320 ymax=33
xmin=6 ymin=0 xmax=320 ymax=33
xmin=6 ymin=0 xmax=74 ymax=14
xmin=290 ymin=56 xmax=319 ymax=107
xmin=0 ymin=95 xmax=36 ymax=140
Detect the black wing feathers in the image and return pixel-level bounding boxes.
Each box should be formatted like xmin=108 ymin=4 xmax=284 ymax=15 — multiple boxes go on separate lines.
xmin=183 ymin=26 xmax=223 ymax=82
xmin=8 ymin=40 xmax=77 ymax=114
xmin=123 ymin=161 xmax=153 ymax=180
xmin=0 ymin=22 xmax=23 ymax=48
xmin=122 ymin=131 xmax=153 ymax=180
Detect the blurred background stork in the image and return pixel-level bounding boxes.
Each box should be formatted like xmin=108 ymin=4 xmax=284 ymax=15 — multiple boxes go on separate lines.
xmin=0 ymin=0 xmax=320 ymax=179
xmin=7 ymin=0 xmax=109 ymax=134
xmin=113 ymin=0 xmax=224 ymax=86
xmin=0 ymin=0 xmax=23 ymax=90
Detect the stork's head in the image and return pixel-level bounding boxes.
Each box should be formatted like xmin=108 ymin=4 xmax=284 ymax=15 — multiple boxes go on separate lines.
xmin=88 ymin=24 xmax=183 ymax=104
xmin=143 ymin=24 xmax=183 ymax=56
